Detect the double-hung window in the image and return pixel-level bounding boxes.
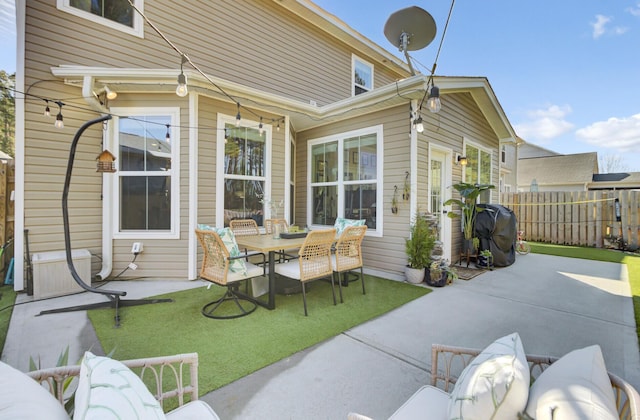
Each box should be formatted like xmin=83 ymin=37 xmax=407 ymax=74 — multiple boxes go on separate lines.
xmin=57 ymin=0 xmax=144 ymax=37
xmin=352 ymin=55 xmax=373 ymax=96
xmin=309 ymin=125 xmax=382 ymax=235
xmin=464 ymin=140 xmax=493 ymax=202
xmin=113 ymin=108 xmax=180 ymax=238
xmin=217 ymin=115 xmax=270 ymax=227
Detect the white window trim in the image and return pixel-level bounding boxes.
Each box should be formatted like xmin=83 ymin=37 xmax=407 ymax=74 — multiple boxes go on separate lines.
xmin=215 ymin=113 xmax=272 ymax=227
xmin=57 ymin=0 xmax=144 ymax=38
xmin=111 ymin=107 xmax=181 ymax=239
xmin=463 ymin=137 xmax=494 ymax=200
xmin=352 ymin=54 xmax=374 ymax=96
xmin=307 ymin=124 xmax=383 ymax=237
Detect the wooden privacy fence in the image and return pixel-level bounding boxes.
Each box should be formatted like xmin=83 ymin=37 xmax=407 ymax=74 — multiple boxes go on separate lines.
xmin=500 ymin=191 xmax=639 ymax=250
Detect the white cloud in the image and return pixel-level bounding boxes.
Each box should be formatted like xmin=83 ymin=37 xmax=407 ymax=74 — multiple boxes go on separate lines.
xmin=627 ymin=3 xmax=640 ymax=17
xmin=591 ymin=14 xmax=611 ymax=39
xmin=514 ymin=105 xmax=575 ymax=143
xmin=576 ymin=114 xmax=640 ymax=152
xmin=0 ymin=0 xmax=15 ymax=37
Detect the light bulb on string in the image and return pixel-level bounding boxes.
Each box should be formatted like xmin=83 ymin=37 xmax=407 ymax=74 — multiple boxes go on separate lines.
xmin=44 ymin=100 xmax=50 ymax=117
xmin=426 ymin=85 xmax=441 ymax=113
xmin=54 ymin=102 xmax=64 ymax=129
xmin=165 ymin=124 xmax=171 ymax=141
xmin=258 ymin=117 xmax=263 ymax=135
xmin=235 ymin=103 xmax=241 ymax=127
xmin=176 ymin=55 xmax=188 ymax=97
xmin=414 ymin=115 xmax=424 ymax=133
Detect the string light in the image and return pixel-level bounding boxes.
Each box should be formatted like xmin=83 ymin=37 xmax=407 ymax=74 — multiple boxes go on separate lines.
xmin=414 ymin=115 xmax=424 ymax=133
xmin=276 ymin=120 xmax=280 ymax=131
xmin=176 ymin=55 xmax=188 ymax=97
xmin=44 ymin=99 xmax=51 ymax=117
xmin=426 ymin=85 xmax=441 ymax=113
xmin=54 ymin=101 xmax=64 ymax=129
xmin=235 ymin=103 xmax=241 ymax=127
xmin=258 ymin=117 xmax=263 ymax=135
xmin=165 ymin=124 xmax=171 ymax=141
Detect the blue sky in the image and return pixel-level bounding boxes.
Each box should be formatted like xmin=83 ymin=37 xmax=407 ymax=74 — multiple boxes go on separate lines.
xmin=2 ymin=1 xmax=640 ymax=171
xmin=313 ymin=0 xmax=640 ymax=171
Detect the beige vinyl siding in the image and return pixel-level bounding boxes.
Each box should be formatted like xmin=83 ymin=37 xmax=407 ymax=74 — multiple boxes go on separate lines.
xmin=298 ymin=105 xmax=412 ymax=278
xmin=107 ymin=94 xmax=188 ymax=279
xmin=422 ymin=92 xmax=500 ymax=258
xmin=28 ymin=1 xmax=403 ymax=107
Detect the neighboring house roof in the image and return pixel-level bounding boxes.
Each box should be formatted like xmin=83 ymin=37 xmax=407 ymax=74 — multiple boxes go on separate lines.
xmin=518 ymin=152 xmax=598 ymax=186
xmin=591 ymin=172 xmax=640 ymax=190
xmin=518 ymin=141 xmax=561 ymax=159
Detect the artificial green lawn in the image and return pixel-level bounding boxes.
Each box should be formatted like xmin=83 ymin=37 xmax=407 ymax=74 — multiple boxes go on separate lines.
xmin=529 ymin=242 xmax=640 ymax=336
xmin=0 ymin=284 xmax=17 ymax=352
xmin=88 ymin=275 xmax=430 ymax=397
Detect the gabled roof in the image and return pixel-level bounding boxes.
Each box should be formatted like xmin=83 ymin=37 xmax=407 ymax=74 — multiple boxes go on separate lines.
xmin=518 ymin=152 xmax=598 ymax=185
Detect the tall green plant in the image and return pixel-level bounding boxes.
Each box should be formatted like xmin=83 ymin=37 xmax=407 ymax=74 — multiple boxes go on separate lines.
xmin=444 ymin=182 xmax=495 ymax=240
xmin=405 ymin=212 xmax=436 ymax=269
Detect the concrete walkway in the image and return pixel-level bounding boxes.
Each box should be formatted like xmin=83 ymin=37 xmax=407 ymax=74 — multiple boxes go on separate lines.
xmin=2 ymin=254 xmax=639 ymax=419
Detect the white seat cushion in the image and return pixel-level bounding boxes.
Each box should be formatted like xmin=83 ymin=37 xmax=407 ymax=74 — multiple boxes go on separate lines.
xmin=447 ymin=332 xmax=530 ymax=419
xmin=0 ymin=361 xmax=70 ymax=420
xmin=525 ymin=345 xmax=618 ymax=420
xmin=166 ymin=400 xmax=220 ymax=420
xmin=389 ymin=385 xmax=449 ymax=420
xmin=226 ymin=261 xmax=263 ymax=283
xmin=331 ymin=254 xmax=360 ymax=271
xmin=274 ymin=260 xmax=302 ymax=280
xmin=74 ymin=351 xmax=166 ymax=419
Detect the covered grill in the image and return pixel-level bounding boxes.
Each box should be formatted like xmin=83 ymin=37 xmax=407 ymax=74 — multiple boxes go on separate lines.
xmin=475 ymin=204 xmax=517 ymax=267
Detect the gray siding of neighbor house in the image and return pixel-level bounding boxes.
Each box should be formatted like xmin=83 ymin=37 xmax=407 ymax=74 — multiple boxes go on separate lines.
xmin=23 ymin=0 xmax=406 ymax=280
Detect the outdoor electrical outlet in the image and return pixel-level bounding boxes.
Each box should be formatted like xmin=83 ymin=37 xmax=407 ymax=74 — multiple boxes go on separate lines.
xmin=131 ymin=242 xmax=143 ymax=254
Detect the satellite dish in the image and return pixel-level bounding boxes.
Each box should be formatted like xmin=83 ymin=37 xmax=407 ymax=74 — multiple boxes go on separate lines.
xmin=384 ymin=6 xmax=437 ymax=75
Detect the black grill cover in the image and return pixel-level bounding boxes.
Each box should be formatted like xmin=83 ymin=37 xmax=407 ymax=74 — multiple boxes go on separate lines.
xmin=475 ymin=204 xmax=517 ymax=267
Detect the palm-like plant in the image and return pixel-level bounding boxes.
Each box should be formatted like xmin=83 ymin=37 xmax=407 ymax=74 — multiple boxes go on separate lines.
xmin=444 ymin=182 xmax=495 ymax=242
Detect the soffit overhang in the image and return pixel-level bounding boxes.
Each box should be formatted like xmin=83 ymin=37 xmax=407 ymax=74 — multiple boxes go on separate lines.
xmin=51 ymin=66 xmax=515 ymax=139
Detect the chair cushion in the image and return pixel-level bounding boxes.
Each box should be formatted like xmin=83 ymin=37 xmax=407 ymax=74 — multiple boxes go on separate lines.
xmin=389 ymin=385 xmax=449 ymax=420
xmin=447 ymin=332 xmax=530 ymax=419
xmin=274 ymin=260 xmax=302 ymax=280
xmin=197 ymin=224 xmax=247 ymax=276
xmin=524 ymin=345 xmax=618 ymax=420
xmin=166 ymin=400 xmax=220 ymax=420
xmin=74 ymin=351 xmax=166 ymax=419
xmin=0 ymin=361 xmax=70 ymax=420
xmin=333 ymin=217 xmax=365 ymax=235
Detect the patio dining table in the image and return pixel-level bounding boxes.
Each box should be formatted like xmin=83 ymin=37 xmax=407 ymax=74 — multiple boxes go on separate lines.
xmin=234 ymin=234 xmax=308 ymax=310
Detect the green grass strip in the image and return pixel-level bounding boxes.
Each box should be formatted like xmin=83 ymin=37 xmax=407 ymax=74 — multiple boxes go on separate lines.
xmin=0 ymin=284 xmax=17 ymax=354
xmin=88 ymin=275 xmax=429 ymax=398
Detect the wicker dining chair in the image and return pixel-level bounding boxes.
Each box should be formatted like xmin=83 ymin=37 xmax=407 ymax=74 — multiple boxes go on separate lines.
xmin=274 ymin=228 xmax=337 ymax=316
xmin=229 ymin=219 xmax=265 ymax=261
xmin=195 ymin=228 xmax=265 ymax=319
xmin=264 ymin=218 xmax=297 ymax=262
xmin=332 ymin=224 xmax=367 ymax=303
xmin=229 ymin=219 xmax=260 ymax=236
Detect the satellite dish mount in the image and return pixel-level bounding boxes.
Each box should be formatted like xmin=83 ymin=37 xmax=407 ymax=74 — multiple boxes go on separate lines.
xmin=384 ymin=6 xmax=437 ymax=75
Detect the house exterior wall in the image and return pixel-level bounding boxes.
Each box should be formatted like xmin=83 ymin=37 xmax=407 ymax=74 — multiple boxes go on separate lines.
xmin=21 ymin=0 xmax=406 ymax=282
xmin=19 ymin=1 xmax=513 ymax=285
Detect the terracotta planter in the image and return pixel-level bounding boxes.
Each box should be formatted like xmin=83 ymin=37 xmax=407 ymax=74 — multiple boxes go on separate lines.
xmin=404 ymin=266 xmax=425 ymax=284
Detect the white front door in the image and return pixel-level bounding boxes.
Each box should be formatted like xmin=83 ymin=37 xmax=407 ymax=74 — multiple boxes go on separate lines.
xmin=429 ymin=149 xmax=452 ymax=261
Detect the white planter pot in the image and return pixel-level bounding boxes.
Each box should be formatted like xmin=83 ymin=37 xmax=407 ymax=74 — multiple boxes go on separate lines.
xmin=404 ymin=266 xmax=425 ymax=284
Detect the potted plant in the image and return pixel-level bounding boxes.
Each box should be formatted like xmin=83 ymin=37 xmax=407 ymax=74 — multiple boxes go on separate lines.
xmin=444 ymin=182 xmax=495 ymax=254
xmin=478 ymin=249 xmax=494 ymax=270
xmin=404 ymin=211 xmax=436 ymax=284
xmin=426 ymin=260 xmax=458 ymax=287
